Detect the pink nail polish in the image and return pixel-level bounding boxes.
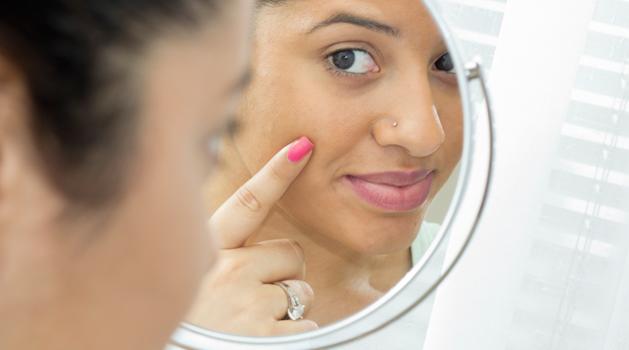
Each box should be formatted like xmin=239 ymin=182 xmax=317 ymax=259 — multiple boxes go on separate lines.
xmin=287 ymin=137 xmax=314 ymax=163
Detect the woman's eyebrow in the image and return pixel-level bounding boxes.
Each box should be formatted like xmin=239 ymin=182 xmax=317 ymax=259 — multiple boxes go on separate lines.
xmin=307 ymin=13 xmax=400 ymax=37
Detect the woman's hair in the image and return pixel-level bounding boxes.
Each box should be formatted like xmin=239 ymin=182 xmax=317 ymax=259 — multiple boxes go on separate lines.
xmin=0 ymin=1 xmax=221 ymax=208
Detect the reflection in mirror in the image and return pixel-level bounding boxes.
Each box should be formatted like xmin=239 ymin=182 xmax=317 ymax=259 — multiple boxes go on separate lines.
xmin=186 ymin=0 xmax=463 ymax=337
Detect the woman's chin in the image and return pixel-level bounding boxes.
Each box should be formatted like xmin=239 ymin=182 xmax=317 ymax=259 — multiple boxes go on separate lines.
xmin=341 ymin=226 xmax=420 ymax=256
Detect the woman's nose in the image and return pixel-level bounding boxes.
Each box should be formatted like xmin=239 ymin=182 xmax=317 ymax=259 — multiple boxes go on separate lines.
xmin=372 ymin=97 xmax=446 ymax=158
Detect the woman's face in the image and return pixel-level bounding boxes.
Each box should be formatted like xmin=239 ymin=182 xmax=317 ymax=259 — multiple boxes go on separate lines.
xmin=233 ymin=0 xmax=462 ymax=254
xmin=0 ymin=1 xmax=253 ymax=349
xmin=97 ymin=2 xmax=253 ymax=343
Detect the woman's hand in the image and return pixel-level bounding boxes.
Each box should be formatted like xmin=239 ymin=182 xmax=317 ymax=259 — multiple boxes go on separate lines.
xmin=187 ymin=137 xmax=317 ymax=336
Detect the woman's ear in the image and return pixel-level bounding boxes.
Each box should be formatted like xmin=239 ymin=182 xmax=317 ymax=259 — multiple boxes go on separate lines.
xmin=0 ymin=52 xmax=65 ymax=225
xmin=0 ymin=52 xmax=34 ymax=215
xmin=0 ymin=53 xmax=13 ymax=203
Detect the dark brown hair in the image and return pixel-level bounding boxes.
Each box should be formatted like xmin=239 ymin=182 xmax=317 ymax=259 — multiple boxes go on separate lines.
xmin=0 ymin=1 xmax=222 ymax=208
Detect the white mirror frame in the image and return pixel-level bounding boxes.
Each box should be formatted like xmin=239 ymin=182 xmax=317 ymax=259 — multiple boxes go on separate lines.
xmin=169 ymin=0 xmax=495 ymax=348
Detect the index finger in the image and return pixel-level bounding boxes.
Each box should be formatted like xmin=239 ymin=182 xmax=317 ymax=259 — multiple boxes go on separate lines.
xmin=210 ymin=136 xmax=314 ymax=249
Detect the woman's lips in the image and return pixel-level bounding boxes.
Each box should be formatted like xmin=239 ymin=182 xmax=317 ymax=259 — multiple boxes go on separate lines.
xmin=342 ymin=170 xmax=434 ymax=212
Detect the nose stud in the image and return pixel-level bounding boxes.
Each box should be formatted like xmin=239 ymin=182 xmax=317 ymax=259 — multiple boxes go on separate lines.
xmin=389 ymin=106 xmax=438 ymax=129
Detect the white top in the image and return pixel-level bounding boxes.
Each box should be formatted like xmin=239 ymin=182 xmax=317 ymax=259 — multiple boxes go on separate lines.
xmin=343 ymin=222 xmax=444 ymax=349
xmin=411 ymin=222 xmax=441 ymax=265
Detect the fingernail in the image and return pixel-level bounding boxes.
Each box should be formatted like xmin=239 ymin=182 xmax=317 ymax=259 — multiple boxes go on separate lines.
xmin=287 ymin=137 xmax=314 ymax=163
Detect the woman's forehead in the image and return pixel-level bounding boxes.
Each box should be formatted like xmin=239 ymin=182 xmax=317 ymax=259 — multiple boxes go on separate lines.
xmin=258 ymin=0 xmax=444 ymax=50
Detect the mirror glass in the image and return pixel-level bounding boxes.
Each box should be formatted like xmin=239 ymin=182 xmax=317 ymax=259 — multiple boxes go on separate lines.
xmin=184 ymin=0 xmax=464 ymax=338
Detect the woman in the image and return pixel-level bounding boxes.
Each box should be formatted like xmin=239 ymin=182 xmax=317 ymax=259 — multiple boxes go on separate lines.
xmin=0 ymin=1 xmax=298 ymax=349
xmin=189 ymin=0 xmax=463 ymax=336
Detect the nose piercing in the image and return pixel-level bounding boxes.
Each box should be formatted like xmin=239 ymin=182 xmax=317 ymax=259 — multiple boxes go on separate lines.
xmin=390 ymin=107 xmax=437 ymax=129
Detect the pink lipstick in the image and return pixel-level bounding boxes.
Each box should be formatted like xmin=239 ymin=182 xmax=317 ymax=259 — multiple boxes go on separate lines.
xmin=343 ymin=170 xmax=434 ymax=212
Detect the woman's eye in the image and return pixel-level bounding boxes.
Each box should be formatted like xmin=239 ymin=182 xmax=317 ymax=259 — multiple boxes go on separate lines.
xmin=204 ymin=119 xmax=239 ymax=168
xmin=434 ymin=52 xmax=455 ymax=74
xmin=206 ymin=136 xmax=222 ymax=166
xmin=328 ymin=49 xmax=379 ymax=75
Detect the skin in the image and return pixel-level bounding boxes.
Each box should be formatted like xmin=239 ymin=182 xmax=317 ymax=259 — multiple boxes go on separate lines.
xmin=189 ymin=139 xmax=318 ymax=336
xmin=0 ymin=1 xmax=254 ymax=349
xmin=190 ymin=0 xmax=463 ymax=334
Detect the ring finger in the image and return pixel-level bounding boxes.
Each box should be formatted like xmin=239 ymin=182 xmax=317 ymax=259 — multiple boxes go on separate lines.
xmin=260 ymin=280 xmax=315 ymax=321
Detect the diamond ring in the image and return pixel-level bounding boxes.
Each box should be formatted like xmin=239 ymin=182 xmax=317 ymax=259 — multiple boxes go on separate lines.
xmin=273 ymin=282 xmax=305 ymax=321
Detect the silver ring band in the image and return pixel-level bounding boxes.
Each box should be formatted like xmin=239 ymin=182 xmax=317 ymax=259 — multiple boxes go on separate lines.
xmin=273 ymin=282 xmax=305 ymax=321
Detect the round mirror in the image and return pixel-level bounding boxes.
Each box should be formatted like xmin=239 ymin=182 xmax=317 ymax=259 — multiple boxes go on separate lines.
xmin=170 ymin=0 xmax=493 ymax=348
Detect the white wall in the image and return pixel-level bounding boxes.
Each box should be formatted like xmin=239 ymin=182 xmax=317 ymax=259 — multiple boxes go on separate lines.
xmin=424 ymin=0 xmax=629 ymax=349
